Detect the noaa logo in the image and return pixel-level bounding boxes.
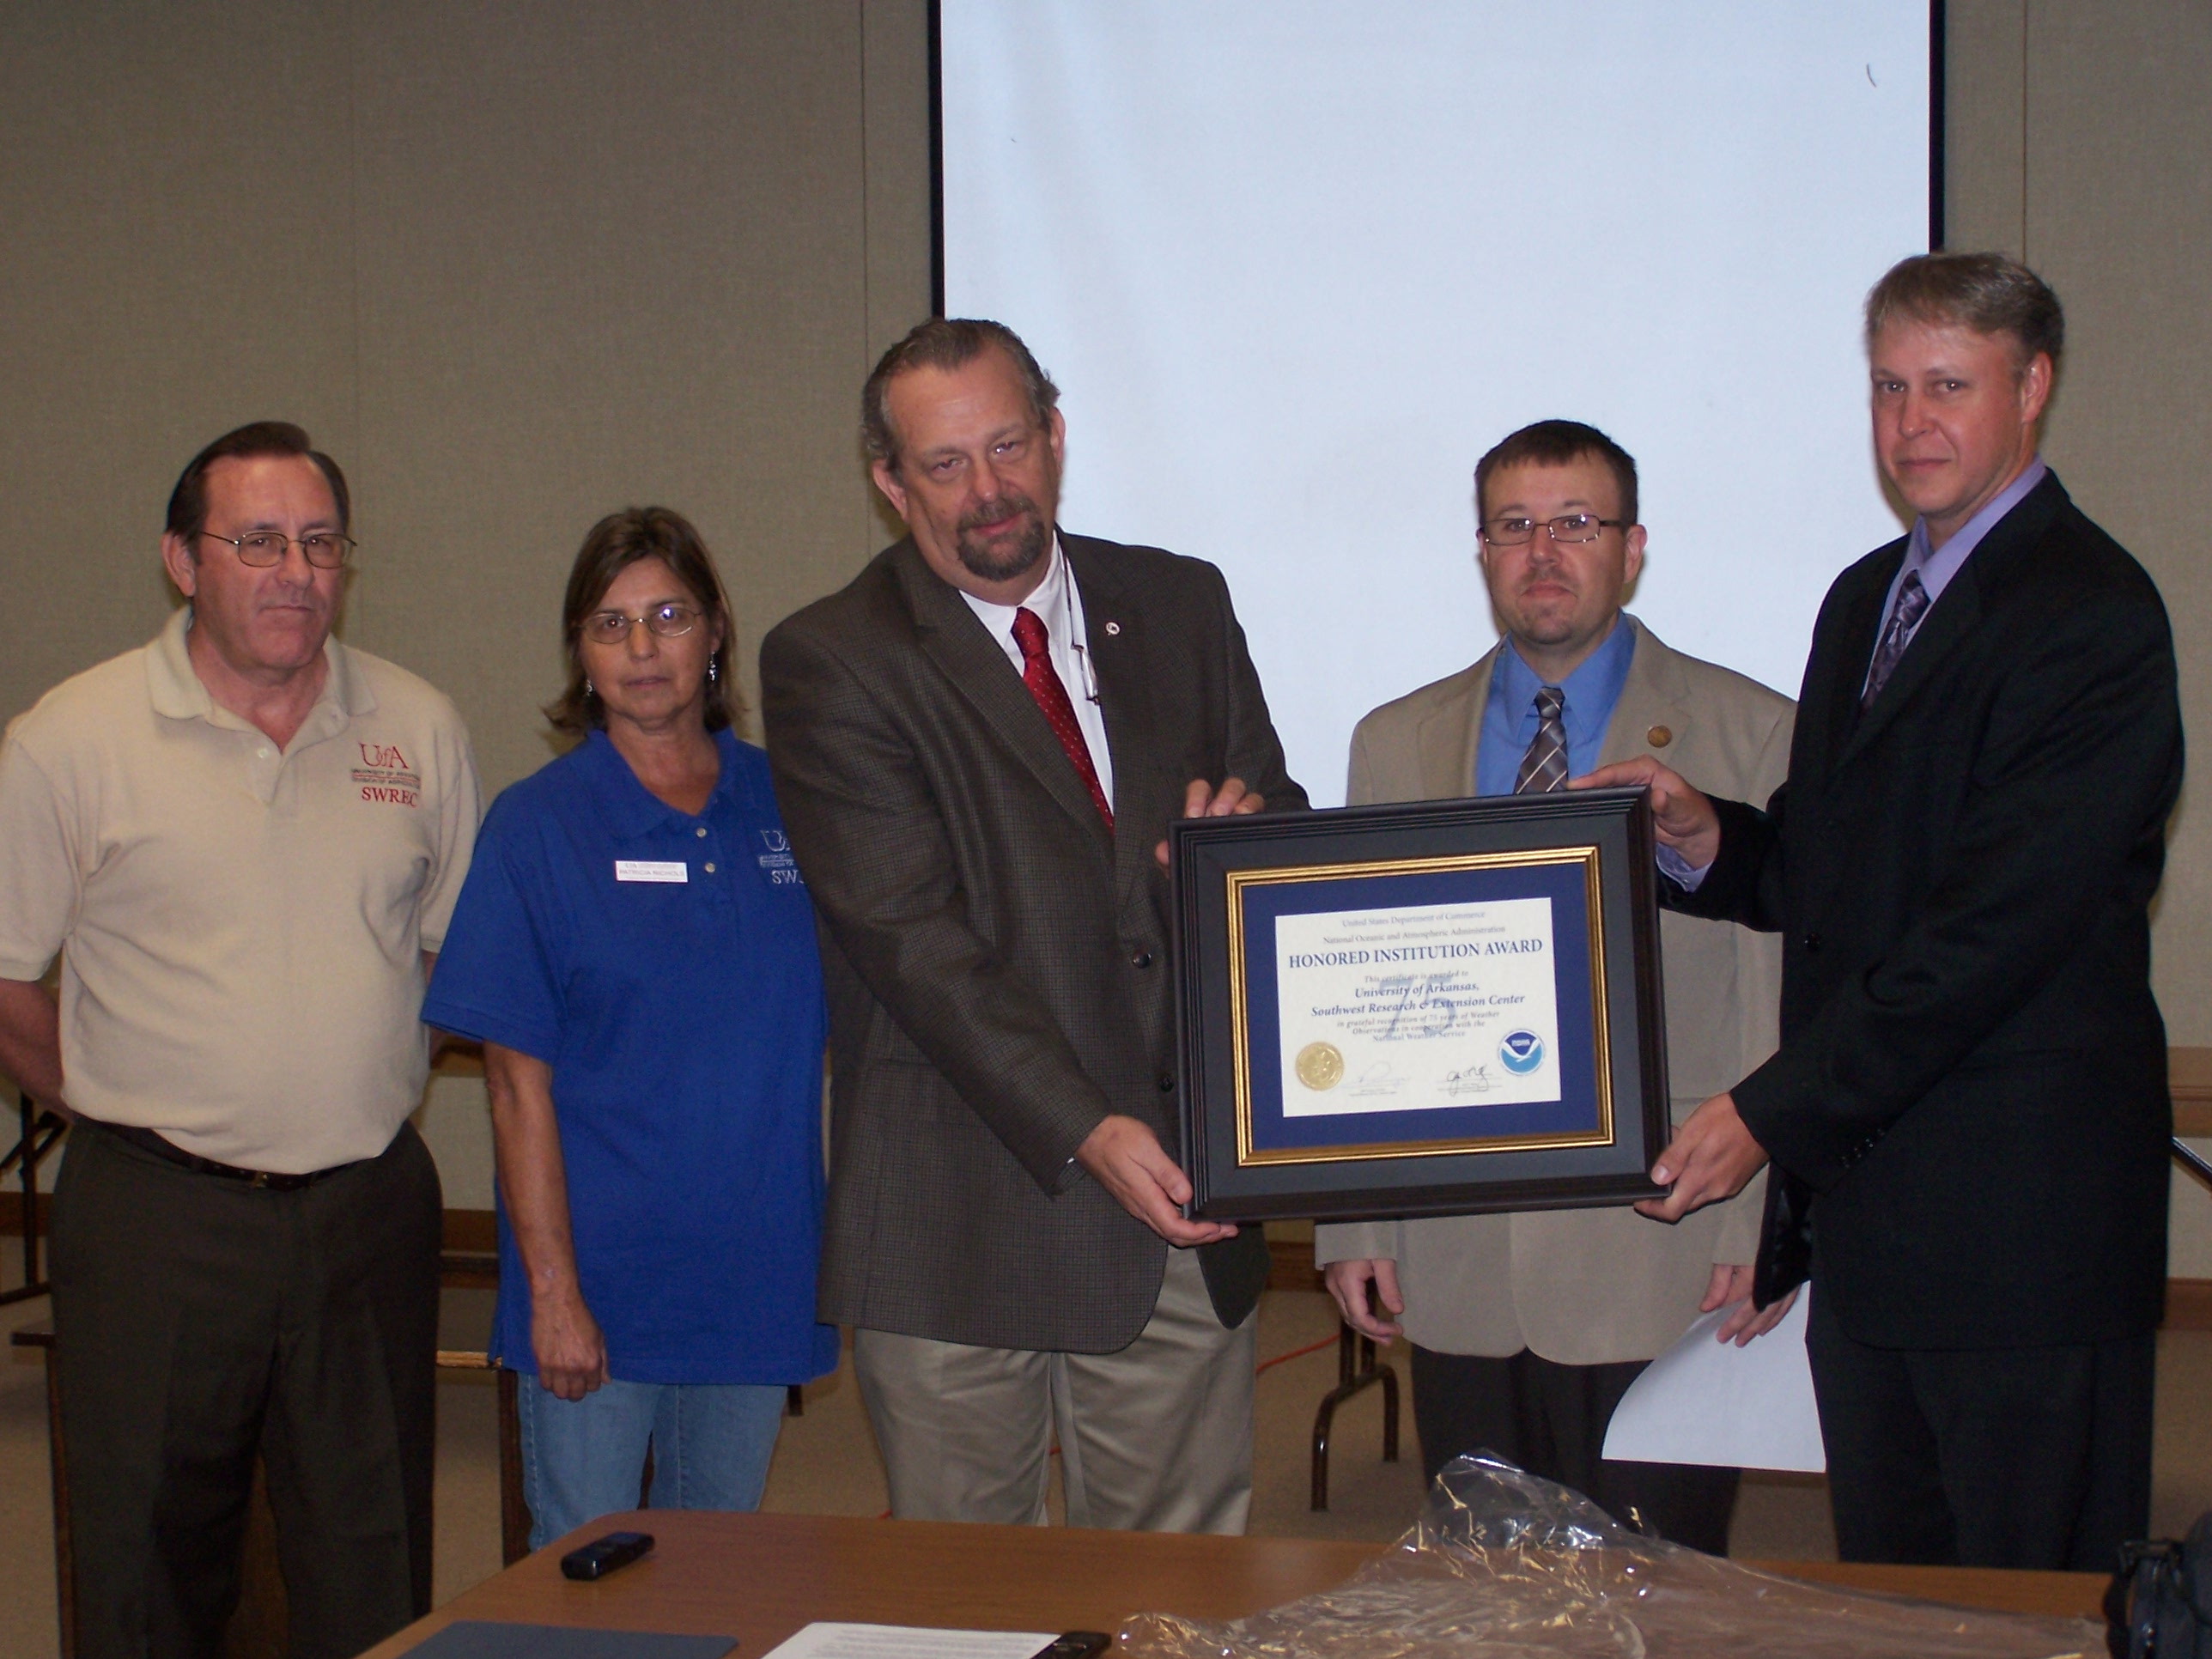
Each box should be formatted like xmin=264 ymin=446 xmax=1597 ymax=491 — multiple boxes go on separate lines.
xmin=1498 ymin=1030 xmax=1546 ymax=1074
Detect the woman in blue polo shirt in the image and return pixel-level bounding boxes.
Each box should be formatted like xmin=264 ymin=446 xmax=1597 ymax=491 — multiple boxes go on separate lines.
xmin=422 ymin=507 xmax=833 ymax=1547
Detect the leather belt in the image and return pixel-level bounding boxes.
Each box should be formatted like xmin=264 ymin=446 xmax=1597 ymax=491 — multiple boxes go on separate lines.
xmin=92 ymin=1119 xmax=362 ymax=1191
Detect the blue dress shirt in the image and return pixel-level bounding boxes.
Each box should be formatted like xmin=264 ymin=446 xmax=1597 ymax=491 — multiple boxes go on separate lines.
xmin=1474 ymin=615 xmax=1638 ymax=796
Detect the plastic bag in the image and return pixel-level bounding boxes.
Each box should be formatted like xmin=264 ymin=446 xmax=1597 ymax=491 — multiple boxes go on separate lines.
xmin=1118 ymin=1455 xmax=2104 ymax=1657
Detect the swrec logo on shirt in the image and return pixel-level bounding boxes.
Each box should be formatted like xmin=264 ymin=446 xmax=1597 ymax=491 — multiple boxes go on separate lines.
xmin=757 ymin=828 xmax=803 ymax=885
xmin=352 ymin=741 xmax=422 ymax=807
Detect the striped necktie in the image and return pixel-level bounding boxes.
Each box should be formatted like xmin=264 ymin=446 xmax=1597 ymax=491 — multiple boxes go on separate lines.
xmin=1862 ymin=568 xmax=1932 ymax=708
xmin=1515 ymin=685 xmax=1569 ymax=793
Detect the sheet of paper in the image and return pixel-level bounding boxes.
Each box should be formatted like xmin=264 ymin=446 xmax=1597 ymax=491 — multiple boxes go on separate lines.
xmin=760 ymin=1624 xmax=1057 ymax=1659
xmin=1275 ymin=896 xmax=1563 ymax=1115
xmin=1601 ymin=1284 xmax=1826 ymax=1474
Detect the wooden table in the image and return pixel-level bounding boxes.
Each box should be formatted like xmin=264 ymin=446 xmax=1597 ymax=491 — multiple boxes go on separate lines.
xmin=365 ymin=1510 xmax=2110 ymax=1656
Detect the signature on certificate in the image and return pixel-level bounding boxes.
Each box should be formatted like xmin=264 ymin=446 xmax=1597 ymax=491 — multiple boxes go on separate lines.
xmin=1439 ymin=1063 xmax=1498 ymax=1097
xmin=1345 ymin=1061 xmax=1407 ymax=1100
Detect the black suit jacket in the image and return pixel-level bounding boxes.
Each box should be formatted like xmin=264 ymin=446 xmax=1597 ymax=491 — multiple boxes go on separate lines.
xmin=760 ymin=532 xmax=1304 ymax=1352
xmin=1671 ymin=472 xmax=2182 ymax=1349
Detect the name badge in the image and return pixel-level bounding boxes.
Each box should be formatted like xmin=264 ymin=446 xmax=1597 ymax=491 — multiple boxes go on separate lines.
xmin=615 ymin=860 xmax=689 ymax=884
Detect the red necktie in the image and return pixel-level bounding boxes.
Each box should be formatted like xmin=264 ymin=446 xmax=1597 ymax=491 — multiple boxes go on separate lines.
xmin=1011 ymin=607 xmax=1113 ymax=830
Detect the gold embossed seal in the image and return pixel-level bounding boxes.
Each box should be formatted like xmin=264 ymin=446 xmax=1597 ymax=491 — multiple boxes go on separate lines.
xmin=1294 ymin=1042 xmax=1345 ymax=1091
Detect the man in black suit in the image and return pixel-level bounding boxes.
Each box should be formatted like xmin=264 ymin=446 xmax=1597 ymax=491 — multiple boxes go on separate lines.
xmin=1584 ymin=252 xmax=2182 ymax=1571
xmin=762 ymin=319 xmax=1302 ymax=1532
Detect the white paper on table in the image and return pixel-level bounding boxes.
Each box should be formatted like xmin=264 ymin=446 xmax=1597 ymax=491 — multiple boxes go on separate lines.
xmin=760 ymin=1624 xmax=1058 ymax=1659
xmin=1601 ymin=1284 xmax=1826 ymax=1473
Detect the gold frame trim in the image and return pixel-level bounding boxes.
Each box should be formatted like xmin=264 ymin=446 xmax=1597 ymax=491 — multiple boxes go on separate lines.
xmin=1225 ymin=848 xmax=1613 ymax=1167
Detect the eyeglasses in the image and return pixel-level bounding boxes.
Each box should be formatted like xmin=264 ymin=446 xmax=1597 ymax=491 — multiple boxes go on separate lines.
xmin=580 ymin=603 xmax=702 ymax=645
xmin=197 ymin=529 xmax=356 ymax=568
xmin=1480 ymin=514 xmax=1626 ymax=547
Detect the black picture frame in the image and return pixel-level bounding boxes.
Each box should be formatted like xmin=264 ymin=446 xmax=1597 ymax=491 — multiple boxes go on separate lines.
xmin=1170 ymin=788 xmax=1669 ymax=1222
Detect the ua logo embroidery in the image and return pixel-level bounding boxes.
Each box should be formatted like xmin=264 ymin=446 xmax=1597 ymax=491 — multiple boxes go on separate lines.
xmin=352 ymin=739 xmax=422 ymax=807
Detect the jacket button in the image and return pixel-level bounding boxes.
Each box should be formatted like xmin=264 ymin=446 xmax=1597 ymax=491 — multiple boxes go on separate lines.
xmin=1802 ymin=933 xmax=1821 ymax=952
xmin=1157 ymin=1073 xmax=1176 ymax=1092
xmin=1646 ymin=725 xmax=1672 ymax=748
xmin=1131 ymin=950 xmax=1155 ymax=969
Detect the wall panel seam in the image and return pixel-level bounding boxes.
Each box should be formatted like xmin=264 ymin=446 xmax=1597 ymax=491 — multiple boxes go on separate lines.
xmin=2019 ymin=0 xmax=2031 ymax=262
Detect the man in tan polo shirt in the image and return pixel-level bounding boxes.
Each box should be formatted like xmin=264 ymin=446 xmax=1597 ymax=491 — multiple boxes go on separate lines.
xmin=0 ymin=422 xmax=480 ymax=1658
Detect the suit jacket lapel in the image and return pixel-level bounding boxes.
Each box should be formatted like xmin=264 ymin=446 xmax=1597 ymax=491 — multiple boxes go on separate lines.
xmin=1838 ymin=569 xmax=1981 ymax=765
xmin=1437 ymin=619 xmax=1677 ymax=793
xmin=1811 ymin=552 xmax=1897 ymax=779
xmin=1417 ymin=647 xmax=1493 ymax=799
xmin=1597 ymin=617 xmax=1692 ymax=768
xmin=1836 ymin=476 xmax=2065 ymax=770
xmin=1062 ymin=536 xmax=1158 ymax=898
xmin=892 ymin=539 xmax=1115 ymax=859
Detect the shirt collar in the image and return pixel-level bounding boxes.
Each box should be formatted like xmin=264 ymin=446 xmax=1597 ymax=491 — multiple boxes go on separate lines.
xmin=144 ymin=605 xmax=370 ymax=729
xmin=585 ymin=726 xmax=741 ymax=842
xmin=1492 ymin=611 xmax=1637 ymax=740
xmin=1901 ymin=455 xmax=2049 ymax=607
xmin=957 ymin=535 xmax=1073 ymax=648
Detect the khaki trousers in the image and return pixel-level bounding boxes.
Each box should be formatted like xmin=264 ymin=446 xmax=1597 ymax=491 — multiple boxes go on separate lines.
xmin=854 ymin=1244 xmax=1255 ymax=1533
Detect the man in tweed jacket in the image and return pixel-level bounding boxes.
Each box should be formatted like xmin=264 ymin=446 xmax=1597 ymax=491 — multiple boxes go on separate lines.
xmin=762 ymin=319 xmax=1304 ymax=1532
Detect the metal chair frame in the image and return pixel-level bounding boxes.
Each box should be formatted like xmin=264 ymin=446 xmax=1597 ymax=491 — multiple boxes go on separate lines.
xmin=1310 ymin=1318 xmax=1399 ymax=1510
xmin=0 ymin=1092 xmax=68 ymax=1307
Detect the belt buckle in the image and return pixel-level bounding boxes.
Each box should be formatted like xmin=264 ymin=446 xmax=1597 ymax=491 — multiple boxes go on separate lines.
xmin=249 ymin=1170 xmax=270 ymax=1189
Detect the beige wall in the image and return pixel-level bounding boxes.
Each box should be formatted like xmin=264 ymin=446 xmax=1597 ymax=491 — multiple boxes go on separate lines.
xmin=1944 ymin=2 xmax=2212 ymax=1273
xmin=0 ymin=0 xmax=932 ymax=1206
xmin=0 ymin=0 xmax=929 ymax=771
xmin=3 ymin=4 xmax=2209 ymax=1245
xmin=1945 ymin=1 xmax=2212 ymax=1034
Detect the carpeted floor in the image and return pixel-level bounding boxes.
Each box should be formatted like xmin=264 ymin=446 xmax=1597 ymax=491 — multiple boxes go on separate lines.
xmin=3 ymin=1255 xmax=2209 ymax=1658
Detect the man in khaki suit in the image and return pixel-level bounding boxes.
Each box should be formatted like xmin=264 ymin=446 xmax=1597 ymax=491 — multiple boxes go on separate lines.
xmin=1316 ymin=420 xmax=1793 ymax=1552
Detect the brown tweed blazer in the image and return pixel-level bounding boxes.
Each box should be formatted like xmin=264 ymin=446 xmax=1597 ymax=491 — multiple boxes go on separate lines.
xmin=760 ymin=532 xmax=1305 ymax=1353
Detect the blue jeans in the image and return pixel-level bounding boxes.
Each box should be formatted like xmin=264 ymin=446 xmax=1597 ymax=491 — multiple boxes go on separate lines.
xmin=514 ymin=1377 xmax=787 ymax=1549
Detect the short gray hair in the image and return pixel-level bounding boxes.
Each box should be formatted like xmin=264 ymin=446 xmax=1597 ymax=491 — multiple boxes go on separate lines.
xmin=860 ymin=318 xmax=1060 ymax=468
xmin=1864 ymin=252 xmax=2064 ymax=369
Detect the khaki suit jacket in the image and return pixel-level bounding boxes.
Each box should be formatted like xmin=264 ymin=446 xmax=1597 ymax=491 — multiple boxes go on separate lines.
xmin=1316 ymin=616 xmax=1793 ymax=1364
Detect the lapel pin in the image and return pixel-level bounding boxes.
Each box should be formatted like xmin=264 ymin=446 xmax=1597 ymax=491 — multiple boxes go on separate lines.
xmin=1103 ymin=621 xmax=1121 ymax=635
xmin=1646 ymin=725 xmax=1673 ymax=748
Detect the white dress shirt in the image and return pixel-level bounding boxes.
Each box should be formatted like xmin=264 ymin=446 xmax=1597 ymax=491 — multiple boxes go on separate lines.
xmin=958 ymin=537 xmax=1115 ymax=808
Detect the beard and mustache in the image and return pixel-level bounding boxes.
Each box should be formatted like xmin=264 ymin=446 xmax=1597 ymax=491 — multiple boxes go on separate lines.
xmin=955 ymin=490 xmax=1051 ymax=584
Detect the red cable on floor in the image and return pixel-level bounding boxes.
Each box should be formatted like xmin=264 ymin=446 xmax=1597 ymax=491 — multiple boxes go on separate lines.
xmin=1254 ymin=1332 xmax=1339 ymax=1376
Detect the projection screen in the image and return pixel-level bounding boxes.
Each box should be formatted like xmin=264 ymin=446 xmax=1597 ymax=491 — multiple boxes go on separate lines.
xmin=939 ymin=2 xmax=1935 ymax=805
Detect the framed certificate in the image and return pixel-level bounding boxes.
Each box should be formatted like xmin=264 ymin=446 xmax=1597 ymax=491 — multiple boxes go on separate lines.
xmin=1170 ymin=788 xmax=1669 ymax=1221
